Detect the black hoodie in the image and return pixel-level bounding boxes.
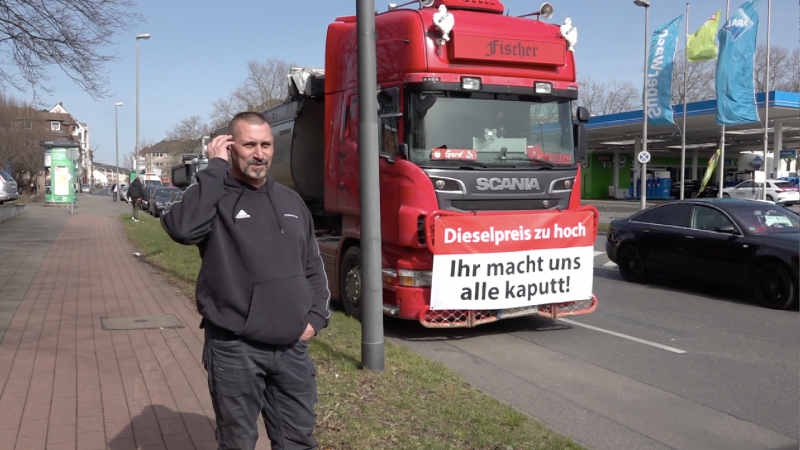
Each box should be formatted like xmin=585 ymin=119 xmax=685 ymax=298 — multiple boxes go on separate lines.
xmin=161 ymin=158 xmax=330 ymax=345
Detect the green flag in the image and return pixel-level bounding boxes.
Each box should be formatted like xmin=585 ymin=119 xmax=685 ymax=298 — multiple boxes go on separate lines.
xmin=687 ymin=9 xmax=721 ymax=62
xmin=699 ymin=149 xmax=721 ymax=193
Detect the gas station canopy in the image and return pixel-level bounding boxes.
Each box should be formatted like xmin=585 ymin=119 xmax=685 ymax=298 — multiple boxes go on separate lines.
xmin=586 ymin=91 xmax=799 ymax=157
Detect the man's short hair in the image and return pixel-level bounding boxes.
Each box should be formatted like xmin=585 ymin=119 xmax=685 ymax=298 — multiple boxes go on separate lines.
xmin=229 ymin=112 xmax=269 ymax=136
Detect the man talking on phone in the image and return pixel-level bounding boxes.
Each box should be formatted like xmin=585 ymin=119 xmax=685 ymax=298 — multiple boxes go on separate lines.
xmin=161 ymin=111 xmax=330 ymax=450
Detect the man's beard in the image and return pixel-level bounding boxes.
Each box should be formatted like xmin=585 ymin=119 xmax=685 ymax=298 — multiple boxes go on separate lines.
xmin=244 ymin=158 xmax=269 ymax=179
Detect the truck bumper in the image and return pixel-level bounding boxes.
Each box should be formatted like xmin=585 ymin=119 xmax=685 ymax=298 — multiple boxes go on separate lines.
xmin=391 ymin=286 xmax=598 ymax=328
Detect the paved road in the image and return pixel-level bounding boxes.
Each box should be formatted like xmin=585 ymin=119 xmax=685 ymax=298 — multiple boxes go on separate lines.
xmin=387 ymin=234 xmax=799 ymax=450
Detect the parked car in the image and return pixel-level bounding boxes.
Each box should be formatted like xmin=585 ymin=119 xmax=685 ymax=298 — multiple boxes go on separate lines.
xmin=606 ymin=198 xmax=799 ymax=309
xmin=80 ymin=184 xmax=91 ymax=193
xmin=120 ymin=186 xmax=129 ymax=202
xmin=670 ymin=180 xmax=718 ymax=199
xmin=164 ymin=190 xmax=184 ymax=213
xmin=140 ymin=185 xmax=159 ymax=211
xmin=0 ymin=170 xmax=19 ymax=204
xmin=148 ymin=187 xmax=181 ymax=217
xmin=722 ymin=179 xmax=800 ymax=205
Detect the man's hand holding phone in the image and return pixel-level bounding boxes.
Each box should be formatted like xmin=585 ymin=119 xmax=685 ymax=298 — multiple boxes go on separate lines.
xmin=208 ymin=134 xmax=234 ymax=162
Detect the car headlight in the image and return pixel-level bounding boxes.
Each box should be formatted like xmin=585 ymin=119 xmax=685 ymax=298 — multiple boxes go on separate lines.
xmin=399 ymin=269 xmax=432 ymax=287
xmin=156 ymin=201 xmax=164 ymax=206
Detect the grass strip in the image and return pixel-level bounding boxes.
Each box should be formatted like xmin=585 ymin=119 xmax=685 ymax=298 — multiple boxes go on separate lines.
xmin=122 ymin=212 xmax=585 ymax=450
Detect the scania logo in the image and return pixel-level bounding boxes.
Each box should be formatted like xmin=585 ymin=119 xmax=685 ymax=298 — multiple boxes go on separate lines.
xmin=475 ymin=177 xmax=540 ymax=191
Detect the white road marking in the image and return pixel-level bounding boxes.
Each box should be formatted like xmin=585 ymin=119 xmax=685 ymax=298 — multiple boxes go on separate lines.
xmin=559 ymin=318 xmax=687 ymax=354
xmin=593 ymin=251 xmax=604 ymax=257
xmin=603 ymin=261 xmax=618 ymax=268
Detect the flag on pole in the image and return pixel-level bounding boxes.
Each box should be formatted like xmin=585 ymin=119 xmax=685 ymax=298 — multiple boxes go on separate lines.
xmin=646 ymin=15 xmax=683 ymax=126
xmin=699 ymin=149 xmax=721 ymax=193
xmin=715 ymin=0 xmax=761 ymax=125
xmin=687 ymin=9 xmax=721 ymax=61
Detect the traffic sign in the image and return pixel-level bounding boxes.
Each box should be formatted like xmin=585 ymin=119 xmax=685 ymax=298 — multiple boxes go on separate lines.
xmin=637 ymin=151 xmax=651 ymax=164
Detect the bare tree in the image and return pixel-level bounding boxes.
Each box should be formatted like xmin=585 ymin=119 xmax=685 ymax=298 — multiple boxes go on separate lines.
xmin=209 ymin=57 xmax=295 ymax=126
xmin=576 ymin=77 xmax=640 ymax=116
xmin=0 ymin=93 xmax=41 ymax=182
xmin=670 ymin=49 xmax=717 ymax=105
xmin=166 ymin=116 xmax=210 ymax=155
xmin=754 ymin=45 xmax=799 ymax=92
xmin=0 ymin=0 xmax=141 ymax=101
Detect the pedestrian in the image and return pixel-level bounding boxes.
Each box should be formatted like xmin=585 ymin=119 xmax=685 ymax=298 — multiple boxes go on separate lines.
xmin=127 ymin=177 xmax=145 ymax=222
xmin=111 ymin=183 xmax=118 ymax=202
xmin=161 ymin=111 xmax=330 ymax=450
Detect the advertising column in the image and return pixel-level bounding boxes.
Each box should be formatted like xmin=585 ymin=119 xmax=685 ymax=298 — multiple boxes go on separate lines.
xmin=41 ymin=140 xmax=79 ymax=205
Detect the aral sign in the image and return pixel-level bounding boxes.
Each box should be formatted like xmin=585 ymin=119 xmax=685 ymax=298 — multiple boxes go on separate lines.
xmin=430 ymin=211 xmax=594 ymax=310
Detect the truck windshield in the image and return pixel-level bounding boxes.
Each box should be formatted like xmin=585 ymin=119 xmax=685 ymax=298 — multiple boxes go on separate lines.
xmin=407 ymin=92 xmax=575 ymax=168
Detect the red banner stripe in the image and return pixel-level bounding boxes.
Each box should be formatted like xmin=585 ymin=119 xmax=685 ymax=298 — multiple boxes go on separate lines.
xmin=434 ymin=210 xmax=594 ymax=255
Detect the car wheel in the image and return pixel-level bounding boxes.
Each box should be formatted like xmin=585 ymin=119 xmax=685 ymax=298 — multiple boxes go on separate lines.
xmin=766 ymin=195 xmax=774 ymax=202
xmin=753 ymin=262 xmax=796 ymax=309
xmin=617 ymin=246 xmax=648 ymax=282
xmin=723 ymin=193 xmax=730 ymax=198
xmin=339 ymin=246 xmax=362 ymax=319
xmin=690 ymin=190 xmax=699 ymax=198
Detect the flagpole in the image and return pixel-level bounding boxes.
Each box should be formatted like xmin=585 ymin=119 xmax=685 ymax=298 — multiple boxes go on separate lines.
xmin=761 ymin=0 xmax=771 ymax=200
xmin=718 ymin=0 xmax=730 ymax=198
xmin=680 ymin=2 xmax=689 ymax=200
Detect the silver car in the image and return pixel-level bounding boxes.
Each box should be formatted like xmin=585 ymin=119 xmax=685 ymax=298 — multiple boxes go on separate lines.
xmin=0 ymin=170 xmax=19 ymax=204
xmin=722 ymin=179 xmax=800 ymax=205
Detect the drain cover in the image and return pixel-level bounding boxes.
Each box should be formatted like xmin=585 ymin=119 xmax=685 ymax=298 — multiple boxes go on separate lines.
xmin=101 ymin=314 xmax=184 ymax=330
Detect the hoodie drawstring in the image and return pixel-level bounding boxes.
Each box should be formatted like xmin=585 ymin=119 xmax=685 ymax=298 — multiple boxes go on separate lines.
xmin=266 ymin=188 xmax=285 ymax=234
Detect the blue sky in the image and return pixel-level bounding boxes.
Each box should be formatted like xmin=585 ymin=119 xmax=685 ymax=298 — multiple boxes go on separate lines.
xmin=26 ymin=0 xmax=800 ymax=166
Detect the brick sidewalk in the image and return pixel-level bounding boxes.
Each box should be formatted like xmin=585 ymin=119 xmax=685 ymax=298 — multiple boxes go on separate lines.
xmin=0 ymin=198 xmax=269 ymax=449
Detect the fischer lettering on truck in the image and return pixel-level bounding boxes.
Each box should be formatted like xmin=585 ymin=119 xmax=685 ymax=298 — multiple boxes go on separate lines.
xmin=213 ymin=0 xmax=598 ymax=328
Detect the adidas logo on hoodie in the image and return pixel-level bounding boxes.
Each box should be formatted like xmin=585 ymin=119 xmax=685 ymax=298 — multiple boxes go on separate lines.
xmin=235 ymin=210 xmax=250 ymax=219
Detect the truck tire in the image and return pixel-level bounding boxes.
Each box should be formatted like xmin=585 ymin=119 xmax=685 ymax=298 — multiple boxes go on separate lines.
xmin=339 ymin=246 xmax=363 ymax=319
xmin=753 ymin=262 xmax=796 ymax=310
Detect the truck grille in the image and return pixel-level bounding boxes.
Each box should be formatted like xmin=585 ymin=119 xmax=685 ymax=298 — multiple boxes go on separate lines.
xmin=451 ymin=199 xmax=552 ymax=211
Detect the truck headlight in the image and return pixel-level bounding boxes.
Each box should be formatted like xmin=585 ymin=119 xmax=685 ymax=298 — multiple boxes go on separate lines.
xmin=398 ymin=269 xmax=432 ymax=287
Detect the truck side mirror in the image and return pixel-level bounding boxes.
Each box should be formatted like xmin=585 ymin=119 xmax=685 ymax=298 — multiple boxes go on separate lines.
xmin=399 ymin=143 xmax=409 ymax=159
xmin=574 ymin=122 xmax=587 ymax=160
xmin=576 ymin=106 xmax=590 ymax=123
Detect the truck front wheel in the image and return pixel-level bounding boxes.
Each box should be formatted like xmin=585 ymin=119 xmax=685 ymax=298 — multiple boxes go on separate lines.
xmin=340 ymin=246 xmax=363 ymax=319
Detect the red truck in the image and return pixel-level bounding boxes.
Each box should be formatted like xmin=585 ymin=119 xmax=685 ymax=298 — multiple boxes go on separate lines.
xmin=220 ymin=0 xmax=598 ymax=327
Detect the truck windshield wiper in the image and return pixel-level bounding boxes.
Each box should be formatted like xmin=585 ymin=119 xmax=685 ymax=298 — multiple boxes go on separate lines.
xmin=497 ymin=156 xmax=559 ymax=168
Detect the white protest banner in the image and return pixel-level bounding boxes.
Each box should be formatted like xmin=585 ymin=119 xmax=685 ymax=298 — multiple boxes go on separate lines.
xmin=430 ymin=210 xmax=594 ymax=310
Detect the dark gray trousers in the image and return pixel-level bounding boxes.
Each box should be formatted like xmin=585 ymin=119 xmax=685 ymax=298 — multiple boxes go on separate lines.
xmin=203 ymin=325 xmax=318 ymax=450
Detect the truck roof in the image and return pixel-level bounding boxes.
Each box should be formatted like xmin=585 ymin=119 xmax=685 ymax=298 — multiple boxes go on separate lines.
xmin=325 ymin=5 xmax=575 ymax=94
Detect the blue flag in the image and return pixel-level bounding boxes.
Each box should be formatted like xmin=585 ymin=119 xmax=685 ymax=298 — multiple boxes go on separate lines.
xmin=715 ymin=0 xmax=761 ymax=125
xmin=646 ymin=15 xmax=683 ymax=126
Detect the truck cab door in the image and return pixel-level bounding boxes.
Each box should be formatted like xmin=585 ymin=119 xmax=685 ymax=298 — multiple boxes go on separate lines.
xmin=377 ymin=86 xmax=402 ymax=244
xmin=337 ymin=87 xmax=402 ymax=245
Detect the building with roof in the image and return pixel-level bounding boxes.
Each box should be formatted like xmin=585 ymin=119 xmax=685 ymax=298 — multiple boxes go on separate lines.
xmin=582 ymin=91 xmax=799 ymax=199
xmin=139 ymin=139 xmax=192 ymax=184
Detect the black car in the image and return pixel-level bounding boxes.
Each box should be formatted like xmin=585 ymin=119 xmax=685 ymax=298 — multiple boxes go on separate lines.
xmin=164 ymin=190 xmax=184 ymax=213
xmin=606 ymin=198 xmax=799 ymax=309
xmin=140 ymin=186 xmax=159 ymax=211
xmin=669 ymin=180 xmax=718 ymax=199
xmin=149 ymin=187 xmax=181 ymax=217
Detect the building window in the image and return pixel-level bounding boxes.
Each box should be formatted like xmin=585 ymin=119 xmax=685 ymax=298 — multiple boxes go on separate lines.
xmin=51 ymin=122 xmax=61 ymax=131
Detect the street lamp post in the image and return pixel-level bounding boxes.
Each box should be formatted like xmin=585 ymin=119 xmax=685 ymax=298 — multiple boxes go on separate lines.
xmin=634 ymin=0 xmax=650 ymax=211
xmin=115 ymin=102 xmax=123 ymax=201
xmin=135 ymin=33 xmax=151 ymax=179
